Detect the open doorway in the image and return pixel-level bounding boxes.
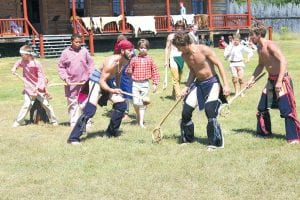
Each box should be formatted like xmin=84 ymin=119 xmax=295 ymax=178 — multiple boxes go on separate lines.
xmin=192 ymin=0 xmax=206 ymax=14
xmin=27 ymin=0 xmax=41 ymax=32
xmin=69 ymin=0 xmax=85 ymax=17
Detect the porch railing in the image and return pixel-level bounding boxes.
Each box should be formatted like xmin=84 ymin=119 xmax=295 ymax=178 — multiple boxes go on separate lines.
xmin=209 ymin=14 xmax=249 ymax=29
xmin=0 ymin=18 xmax=45 ymax=57
xmin=90 ymin=14 xmax=251 ymax=33
xmin=154 ymin=16 xmax=168 ymax=31
xmin=73 ymin=18 xmax=94 ymax=55
xmin=0 ymin=18 xmax=25 ymax=36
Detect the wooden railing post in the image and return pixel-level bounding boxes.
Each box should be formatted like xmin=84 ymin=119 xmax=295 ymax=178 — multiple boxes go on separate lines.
xmin=22 ymin=0 xmax=29 ymax=35
xmin=166 ymin=0 xmax=171 ymax=31
xmin=208 ymin=0 xmax=213 ymax=30
xmin=39 ymin=34 xmax=44 ymax=58
xmin=120 ymin=0 xmax=126 ymax=33
xmin=268 ymin=26 xmax=273 ymax=41
xmin=89 ymin=31 xmax=94 ymax=56
xmin=72 ymin=0 xmax=77 ymax=34
xmin=247 ymin=0 xmax=252 ymax=27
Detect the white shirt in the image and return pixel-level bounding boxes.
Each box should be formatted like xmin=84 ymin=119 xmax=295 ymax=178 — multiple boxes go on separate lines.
xmin=224 ymin=44 xmax=254 ymax=63
xmin=180 ymin=7 xmax=186 ymax=15
xmin=188 ymin=31 xmax=199 ymax=44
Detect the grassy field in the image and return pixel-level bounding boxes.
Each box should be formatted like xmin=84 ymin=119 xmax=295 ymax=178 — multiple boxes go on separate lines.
xmin=0 ymin=38 xmax=299 ymax=199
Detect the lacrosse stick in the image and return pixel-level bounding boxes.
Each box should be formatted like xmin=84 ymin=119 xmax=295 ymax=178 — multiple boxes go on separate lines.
xmin=219 ymin=72 xmax=266 ymax=117
xmin=162 ymin=66 xmax=168 ymax=90
xmin=48 ymin=81 xmax=85 ymax=87
xmin=152 ymin=97 xmax=182 ymax=142
xmin=13 ymin=73 xmax=48 ymax=97
xmin=120 ymin=90 xmax=151 ymax=105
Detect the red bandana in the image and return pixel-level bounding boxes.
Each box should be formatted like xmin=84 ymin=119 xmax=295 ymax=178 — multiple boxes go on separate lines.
xmin=115 ymin=40 xmax=133 ymax=54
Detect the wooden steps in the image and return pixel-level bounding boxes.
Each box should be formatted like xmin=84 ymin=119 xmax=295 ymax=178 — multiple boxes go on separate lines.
xmin=26 ymin=34 xmax=88 ymax=58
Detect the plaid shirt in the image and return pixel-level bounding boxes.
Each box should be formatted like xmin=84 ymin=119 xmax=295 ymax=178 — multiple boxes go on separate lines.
xmin=126 ymin=55 xmax=160 ymax=85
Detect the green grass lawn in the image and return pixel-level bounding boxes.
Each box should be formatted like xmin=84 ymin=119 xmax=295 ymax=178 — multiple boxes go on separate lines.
xmin=0 ymin=38 xmax=299 ymax=199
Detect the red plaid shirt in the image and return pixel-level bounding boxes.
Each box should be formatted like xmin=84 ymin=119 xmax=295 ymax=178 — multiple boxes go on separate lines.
xmin=126 ymin=55 xmax=160 ymax=85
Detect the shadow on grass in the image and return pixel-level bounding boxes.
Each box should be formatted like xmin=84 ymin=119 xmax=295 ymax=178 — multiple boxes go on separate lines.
xmin=162 ymin=95 xmax=176 ymax=101
xmin=81 ymin=130 xmax=123 ymax=142
xmin=101 ymin=110 xmax=136 ymax=121
xmin=162 ymin=134 xmax=208 ymax=145
xmin=59 ymin=121 xmax=70 ymax=126
xmin=101 ymin=109 xmax=112 ymax=118
xmin=232 ymin=128 xmax=286 ymax=140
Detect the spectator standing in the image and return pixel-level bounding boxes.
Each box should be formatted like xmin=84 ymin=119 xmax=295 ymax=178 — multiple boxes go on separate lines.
xmin=218 ymin=35 xmax=227 ymax=49
xmin=188 ymin=25 xmax=199 ymax=44
xmin=180 ymin=2 xmax=186 ymax=15
xmin=199 ymin=34 xmax=207 ymax=45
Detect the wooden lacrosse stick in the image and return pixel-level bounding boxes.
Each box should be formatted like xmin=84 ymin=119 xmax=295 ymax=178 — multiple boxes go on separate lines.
xmin=120 ymin=90 xmax=151 ymax=105
xmin=162 ymin=66 xmax=168 ymax=90
xmin=152 ymin=97 xmax=182 ymax=142
xmin=14 ymin=72 xmax=54 ymax=100
xmin=48 ymin=82 xmax=85 ymax=87
xmin=219 ymin=72 xmax=266 ymax=117
xmin=13 ymin=73 xmax=45 ymax=96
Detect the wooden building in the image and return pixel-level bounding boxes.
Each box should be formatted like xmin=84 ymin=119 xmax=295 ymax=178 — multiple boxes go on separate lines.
xmin=0 ymin=0 xmax=253 ymax=57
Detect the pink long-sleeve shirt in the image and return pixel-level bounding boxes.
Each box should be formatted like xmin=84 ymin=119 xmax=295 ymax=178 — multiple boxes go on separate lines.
xmin=14 ymin=59 xmax=46 ymax=96
xmin=58 ymin=46 xmax=95 ymax=97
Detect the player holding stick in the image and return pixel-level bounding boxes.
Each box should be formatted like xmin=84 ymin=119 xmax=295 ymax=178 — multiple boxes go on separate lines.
xmin=246 ymin=24 xmax=300 ymax=144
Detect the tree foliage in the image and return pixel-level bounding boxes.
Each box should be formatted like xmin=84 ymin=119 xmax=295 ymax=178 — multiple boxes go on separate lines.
xmin=234 ymin=0 xmax=300 ymax=5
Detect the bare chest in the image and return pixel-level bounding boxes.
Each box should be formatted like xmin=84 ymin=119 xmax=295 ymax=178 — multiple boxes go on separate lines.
xmin=182 ymin=52 xmax=206 ymax=67
xmin=258 ymin=47 xmax=272 ymax=64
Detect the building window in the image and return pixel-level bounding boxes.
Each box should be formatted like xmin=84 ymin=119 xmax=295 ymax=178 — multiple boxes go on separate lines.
xmin=69 ymin=0 xmax=85 ymax=16
xmin=112 ymin=0 xmax=127 ymax=16
xmin=192 ymin=0 xmax=204 ymax=14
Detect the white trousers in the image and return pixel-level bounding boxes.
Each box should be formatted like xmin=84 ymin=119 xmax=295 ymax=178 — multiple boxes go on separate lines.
xmin=67 ymin=96 xmax=82 ymax=127
xmin=15 ymin=93 xmax=57 ymax=124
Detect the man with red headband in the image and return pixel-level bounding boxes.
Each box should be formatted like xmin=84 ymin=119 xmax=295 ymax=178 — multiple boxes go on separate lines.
xmin=67 ymin=39 xmax=134 ymax=145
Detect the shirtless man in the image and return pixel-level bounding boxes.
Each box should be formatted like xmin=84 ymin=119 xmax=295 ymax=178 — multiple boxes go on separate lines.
xmin=172 ymin=32 xmax=230 ymax=148
xmin=67 ymin=40 xmax=134 ymax=145
xmin=246 ymin=24 xmax=300 ymax=144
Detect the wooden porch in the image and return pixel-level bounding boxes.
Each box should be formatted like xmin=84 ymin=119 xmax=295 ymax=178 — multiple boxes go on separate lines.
xmin=0 ymin=0 xmax=253 ymax=57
